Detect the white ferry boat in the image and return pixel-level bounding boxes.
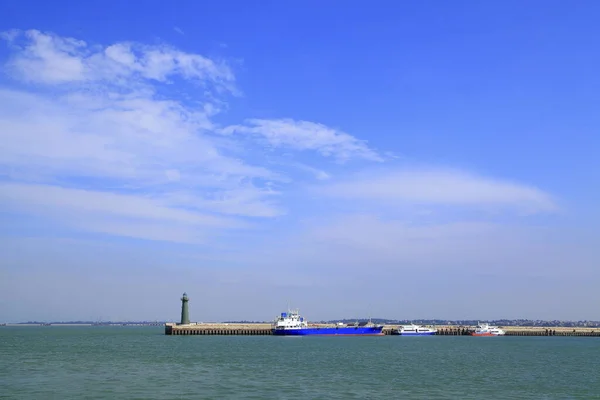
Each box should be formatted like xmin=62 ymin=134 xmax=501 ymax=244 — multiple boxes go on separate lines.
xmin=471 ymin=322 xmax=505 ymax=336
xmin=396 ymin=324 xmax=437 ymax=336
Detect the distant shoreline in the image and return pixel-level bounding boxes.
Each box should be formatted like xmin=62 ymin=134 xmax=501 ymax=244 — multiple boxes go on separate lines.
xmin=3 ymin=319 xmax=600 ymax=329
xmin=1 ymin=323 xmax=165 ymax=327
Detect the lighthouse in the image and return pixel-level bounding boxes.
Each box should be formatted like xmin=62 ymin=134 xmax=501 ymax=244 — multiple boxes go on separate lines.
xmin=180 ymin=292 xmax=190 ymax=325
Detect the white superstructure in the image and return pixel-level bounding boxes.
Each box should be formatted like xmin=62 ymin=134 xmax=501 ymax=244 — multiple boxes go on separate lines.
xmin=472 ymin=322 xmax=505 ymax=336
xmin=272 ymin=310 xmax=308 ymax=330
xmin=397 ymin=324 xmax=437 ymax=335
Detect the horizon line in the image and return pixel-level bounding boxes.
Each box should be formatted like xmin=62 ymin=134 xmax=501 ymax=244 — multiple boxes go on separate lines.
xmin=4 ymin=317 xmax=600 ymax=325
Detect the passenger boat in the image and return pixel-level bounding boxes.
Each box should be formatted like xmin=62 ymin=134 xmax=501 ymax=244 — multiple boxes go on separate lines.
xmin=471 ymin=322 xmax=505 ymax=336
xmin=271 ymin=310 xmax=384 ymax=336
xmin=395 ymin=324 xmax=437 ymax=336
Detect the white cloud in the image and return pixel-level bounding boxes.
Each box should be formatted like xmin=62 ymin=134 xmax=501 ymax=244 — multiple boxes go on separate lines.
xmin=290 ymin=162 xmax=331 ymax=180
xmin=1 ymin=29 xmax=597 ymax=322
xmin=0 ymin=87 xmax=279 ymax=187
xmin=1 ymin=30 xmax=375 ymax=242
xmin=0 ymin=183 xmax=248 ymax=243
xmin=0 ymin=88 xmax=284 ymax=223
xmin=0 ymin=29 xmax=557 ymax=248
xmin=221 ymin=118 xmax=382 ymax=162
xmin=0 ymin=30 xmax=290 ymax=241
xmin=252 ymin=215 xmax=505 ymax=268
xmin=244 ymin=213 xmax=591 ymax=282
xmin=266 ymin=158 xmax=331 ymax=181
xmin=318 ymin=168 xmax=557 ymax=213
xmin=0 ymin=183 xmax=234 ymax=226
xmin=173 ymin=27 xmax=185 ymax=36
xmin=2 ymin=29 xmax=234 ymax=89
xmin=158 ymin=186 xmax=285 ymax=218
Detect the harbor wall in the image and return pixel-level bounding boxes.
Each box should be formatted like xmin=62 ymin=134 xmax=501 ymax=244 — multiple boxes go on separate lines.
xmin=165 ymin=323 xmax=600 ymax=337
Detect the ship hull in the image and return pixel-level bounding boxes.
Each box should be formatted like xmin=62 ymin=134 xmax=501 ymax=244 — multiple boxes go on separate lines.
xmin=272 ymin=326 xmax=384 ymax=336
xmin=400 ymin=332 xmax=437 ymax=336
xmin=471 ymin=332 xmax=503 ymax=337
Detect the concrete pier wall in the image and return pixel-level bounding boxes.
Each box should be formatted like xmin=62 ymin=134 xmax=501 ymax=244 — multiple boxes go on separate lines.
xmin=165 ymin=323 xmax=272 ymax=335
xmin=165 ymin=323 xmax=600 ymax=337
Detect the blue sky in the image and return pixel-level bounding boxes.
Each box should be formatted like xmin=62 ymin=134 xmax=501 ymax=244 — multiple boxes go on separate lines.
xmin=1 ymin=1 xmax=599 ymax=322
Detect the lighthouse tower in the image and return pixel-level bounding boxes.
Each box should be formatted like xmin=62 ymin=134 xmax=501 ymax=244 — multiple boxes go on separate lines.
xmin=180 ymin=292 xmax=190 ymax=325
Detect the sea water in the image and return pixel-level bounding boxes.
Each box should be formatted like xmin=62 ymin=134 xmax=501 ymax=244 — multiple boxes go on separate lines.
xmin=1 ymin=326 xmax=599 ymax=399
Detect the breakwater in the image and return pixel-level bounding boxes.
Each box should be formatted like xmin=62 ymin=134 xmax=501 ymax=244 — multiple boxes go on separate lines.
xmin=434 ymin=327 xmax=600 ymax=336
xmin=165 ymin=323 xmax=600 ymax=337
xmin=165 ymin=323 xmax=271 ymax=335
xmin=165 ymin=323 xmax=397 ymax=336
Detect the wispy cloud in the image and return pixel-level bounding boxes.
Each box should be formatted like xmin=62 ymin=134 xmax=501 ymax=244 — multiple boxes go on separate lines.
xmin=288 ymin=162 xmax=331 ymax=180
xmin=0 ymin=29 xmax=384 ymax=243
xmin=317 ymin=167 xmax=557 ymax=214
xmin=243 ymin=213 xmax=581 ymax=281
xmin=0 ymin=183 xmax=248 ymax=243
xmin=157 ymin=187 xmax=285 ymax=218
xmin=2 ymin=29 xmax=233 ymax=88
xmin=0 ymin=88 xmax=277 ymax=183
xmin=0 ymin=30 xmax=275 ymax=241
xmin=0 ymin=29 xmax=557 ymax=247
xmin=0 ymin=183 xmax=235 ymax=225
xmin=173 ymin=26 xmax=185 ymax=35
xmin=221 ymin=118 xmax=383 ymax=162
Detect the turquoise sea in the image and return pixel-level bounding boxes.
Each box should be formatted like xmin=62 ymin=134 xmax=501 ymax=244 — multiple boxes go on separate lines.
xmin=1 ymin=326 xmax=599 ymax=399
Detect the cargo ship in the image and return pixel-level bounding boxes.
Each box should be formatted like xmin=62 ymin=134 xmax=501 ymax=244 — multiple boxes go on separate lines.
xmin=271 ymin=309 xmax=384 ymax=336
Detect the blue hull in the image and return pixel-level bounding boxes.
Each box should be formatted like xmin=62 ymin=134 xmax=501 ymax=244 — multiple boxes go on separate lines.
xmin=272 ymin=326 xmax=384 ymax=336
